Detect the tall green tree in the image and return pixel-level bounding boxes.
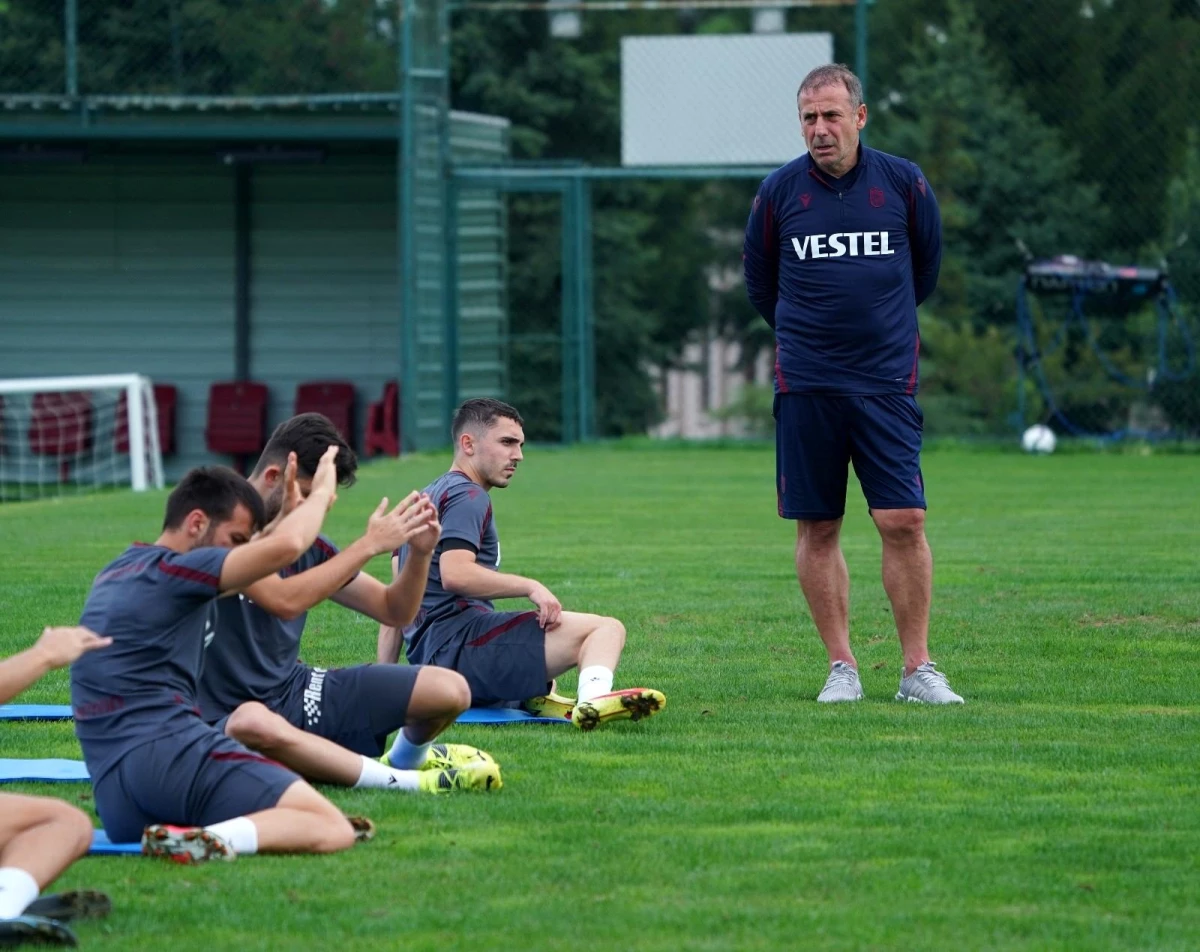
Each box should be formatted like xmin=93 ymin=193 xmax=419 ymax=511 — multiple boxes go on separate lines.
xmin=871 ymin=0 xmax=1200 ymax=260
xmin=871 ymin=0 xmax=1111 ymax=434
xmin=873 ymin=0 xmax=1105 ymax=326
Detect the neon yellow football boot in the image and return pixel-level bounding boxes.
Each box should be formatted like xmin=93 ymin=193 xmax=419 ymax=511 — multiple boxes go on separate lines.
xmin=570 ymin=688 xmax=666 ymax=731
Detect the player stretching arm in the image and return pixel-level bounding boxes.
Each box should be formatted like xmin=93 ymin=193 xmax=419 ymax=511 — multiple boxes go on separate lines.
xmin=70 ymin=449 xmax=396 ymax=864
xmin=197 ymin=414 xmax=500 ymax=794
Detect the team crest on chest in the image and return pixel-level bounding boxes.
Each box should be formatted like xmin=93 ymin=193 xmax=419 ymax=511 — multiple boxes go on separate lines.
xmin=869 ymin=187 xmax=885 ymax=208
xmin=800 ymin=193 xmax=812 ymax=209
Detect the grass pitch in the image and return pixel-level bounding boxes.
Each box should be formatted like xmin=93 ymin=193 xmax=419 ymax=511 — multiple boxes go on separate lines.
xmin=0 ymin=444 xmax=1197 ymax=951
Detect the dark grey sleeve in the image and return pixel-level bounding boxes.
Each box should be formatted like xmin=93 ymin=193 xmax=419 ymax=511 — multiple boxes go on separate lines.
xmin=438 ymin=485 xmax=490 ymax=550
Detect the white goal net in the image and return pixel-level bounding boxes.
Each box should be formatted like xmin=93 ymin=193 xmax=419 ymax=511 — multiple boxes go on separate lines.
xmin=0 ymin=374 xmax=165 ymax=503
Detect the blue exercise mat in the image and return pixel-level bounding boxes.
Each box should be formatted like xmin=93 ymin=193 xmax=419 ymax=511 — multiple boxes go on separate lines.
xmin=0 ymin=704 xmax=73 ymax=721
xmin=0 ymin=759 xmax=89 ymax=783
xmin=90 ymin=830 xmax=141 ymax=856
xmin=0 ymin=704 xmax=569 ymax=725
xmin=457 ymin=707 xmax=570 ymax=725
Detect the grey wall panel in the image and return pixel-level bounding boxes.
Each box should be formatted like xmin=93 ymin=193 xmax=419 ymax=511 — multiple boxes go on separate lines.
xmin=0 ymin=162 xmax=234 ymax=482
xmin=249 ymin=161 xmax=400 ymax=452
xmin=0 ymin=111 xmax=511 ymax=481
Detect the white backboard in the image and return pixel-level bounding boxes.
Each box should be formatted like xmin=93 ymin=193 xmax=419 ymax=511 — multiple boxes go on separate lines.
xmin=621 ymin=33 xmax=833 ymax=167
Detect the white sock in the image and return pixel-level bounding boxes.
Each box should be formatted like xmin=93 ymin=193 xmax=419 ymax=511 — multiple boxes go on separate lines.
xmin=578 ymin=666 xmax=615 ymax=702
xmin=354 ymin=755 xmax=420 ymax=791
xmin=203 ymin=816 xmax=258 ymax=855
xmin=0 ymin=867 xmax=40 ymax=919
xmin=385 ymin=730 xmax=432 ymax=770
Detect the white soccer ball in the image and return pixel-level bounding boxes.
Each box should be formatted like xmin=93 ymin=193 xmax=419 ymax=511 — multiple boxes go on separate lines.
xmin=1021 ymin=424 xmax=1057 ymax=454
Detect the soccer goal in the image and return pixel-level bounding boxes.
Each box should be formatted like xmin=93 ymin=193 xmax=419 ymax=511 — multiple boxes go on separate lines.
xmin=0 ymin=374 xmax=165 ymax=503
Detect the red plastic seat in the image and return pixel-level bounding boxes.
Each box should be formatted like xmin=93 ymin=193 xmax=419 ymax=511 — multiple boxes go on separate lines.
xmin=294 ymin=381 xmax=356 ymax=448
xmin=29 ymin=391 xmax=93 ymax=481
xmin=205 ymin=381 xmax=269 ymax=470
xmin=364 ymin=380 xmax=400 ymax=457
xmin=115 ymin=384 xmax=178 ymax=457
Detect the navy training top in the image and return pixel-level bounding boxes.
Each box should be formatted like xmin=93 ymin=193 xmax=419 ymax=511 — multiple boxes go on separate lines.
xmin=742 ymin=145 xmax=942 ymax=395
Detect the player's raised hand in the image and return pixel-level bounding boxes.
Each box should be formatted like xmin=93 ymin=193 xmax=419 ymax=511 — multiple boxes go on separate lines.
xmin=309 ymin=444 xmax=341 ymax=510
xmin=365 ymin=492 xmax=438 ymax=555
xmin=528 ymin=583 xmax=562 ymax=630
xmin=279 ymin=451 xmax=303 ymax=518
xmin=34 ymin=626 xmax=112 ymax=668
xmin=406 ymin=494 xmax=442 ymax=557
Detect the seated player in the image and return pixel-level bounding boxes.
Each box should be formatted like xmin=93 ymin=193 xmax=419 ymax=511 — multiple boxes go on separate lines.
xmin=379 ymin=398 xmax=666 ymax=732
xmin=1 ymin=625 xmax=113 ymax=948
xmin=71 ymin=451 xmax=411 ymax=864
xmin=197 ymin=414 xmax=499 ymax=791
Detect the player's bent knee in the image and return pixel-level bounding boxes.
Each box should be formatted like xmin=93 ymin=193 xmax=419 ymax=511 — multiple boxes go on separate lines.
xmin=225 ymin=702 xmax=290 ymax=750
xmin=605 ymin=617 xmax=627 ymax=649
xmin=412 ymin=665 xmax=472 ymax=716
xmin=275 ymin=781 xmax=357 ymax=852
xmin=31 ymin=798 xmax=93 ymax=859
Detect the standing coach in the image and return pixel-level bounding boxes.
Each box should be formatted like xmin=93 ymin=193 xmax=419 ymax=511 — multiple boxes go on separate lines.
xmin=743 ymin=63 xmax=964 ymax=705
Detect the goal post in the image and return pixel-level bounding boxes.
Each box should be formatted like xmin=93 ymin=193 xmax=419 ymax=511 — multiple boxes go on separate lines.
xmin=0 ymin=373 xmax=165 ymax=501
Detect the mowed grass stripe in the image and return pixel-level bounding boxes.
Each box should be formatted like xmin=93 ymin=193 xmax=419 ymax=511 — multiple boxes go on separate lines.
xmin=0 ymin=445 xmax=1197 ymax=950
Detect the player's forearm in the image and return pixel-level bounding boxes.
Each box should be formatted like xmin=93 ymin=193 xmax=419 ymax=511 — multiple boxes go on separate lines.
xmin=0 ymin=645 xmax=55 ymax=706
xmin=246 ymin=536 xmax=377 ymax=621
xmin=442 ymin=561 xmax=537 ymax=600
xmin=749 ymin=292 xmax=778 ymax=327
xmin=220 ymin=489 xmax=334 ymax=592
xmin=743 ymin=257 xmax=779 ymax=325
xmin=382 ymin=552 xmax=431 ymax=628
xmin=377 ymin=624 xmax=403 ymax=664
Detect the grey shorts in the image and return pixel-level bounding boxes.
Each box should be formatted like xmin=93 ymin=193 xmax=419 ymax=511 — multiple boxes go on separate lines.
xmin=411 ymin=611 xmax=548 ymax=706
xmin=276 ymin=663 xmax=420 ymax=756
xmin=93 ymin=720 xmax=300 ymax=843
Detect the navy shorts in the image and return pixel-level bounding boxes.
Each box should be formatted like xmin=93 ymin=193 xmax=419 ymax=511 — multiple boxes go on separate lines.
xmin=775 ymin=392 xmax=927 ymax=520
xmin=411 ymin=611 xmax=548 ymax=706
xmin=277 ymin=663 xmax=419 ymax=757
xmin=93 ymin=719 xmax=300 ymax=843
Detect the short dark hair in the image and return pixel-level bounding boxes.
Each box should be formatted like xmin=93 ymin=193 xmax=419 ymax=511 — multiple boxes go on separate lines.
xmin=451 ymin=398 xmax=523 ymax=443
xmin=162 ymin=466 xmax=267 ymax=532
xmin=252 ymin=413 xmax=357 ymax=488
xmin=797 ymin=63 xmax=864 ymax=110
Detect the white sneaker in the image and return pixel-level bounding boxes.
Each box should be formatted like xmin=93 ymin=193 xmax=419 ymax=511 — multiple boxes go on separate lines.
xmin=895 ymin=662 xmax=964 ymax=704
xmin=817 ymin=661 xmax=863 ymax=703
